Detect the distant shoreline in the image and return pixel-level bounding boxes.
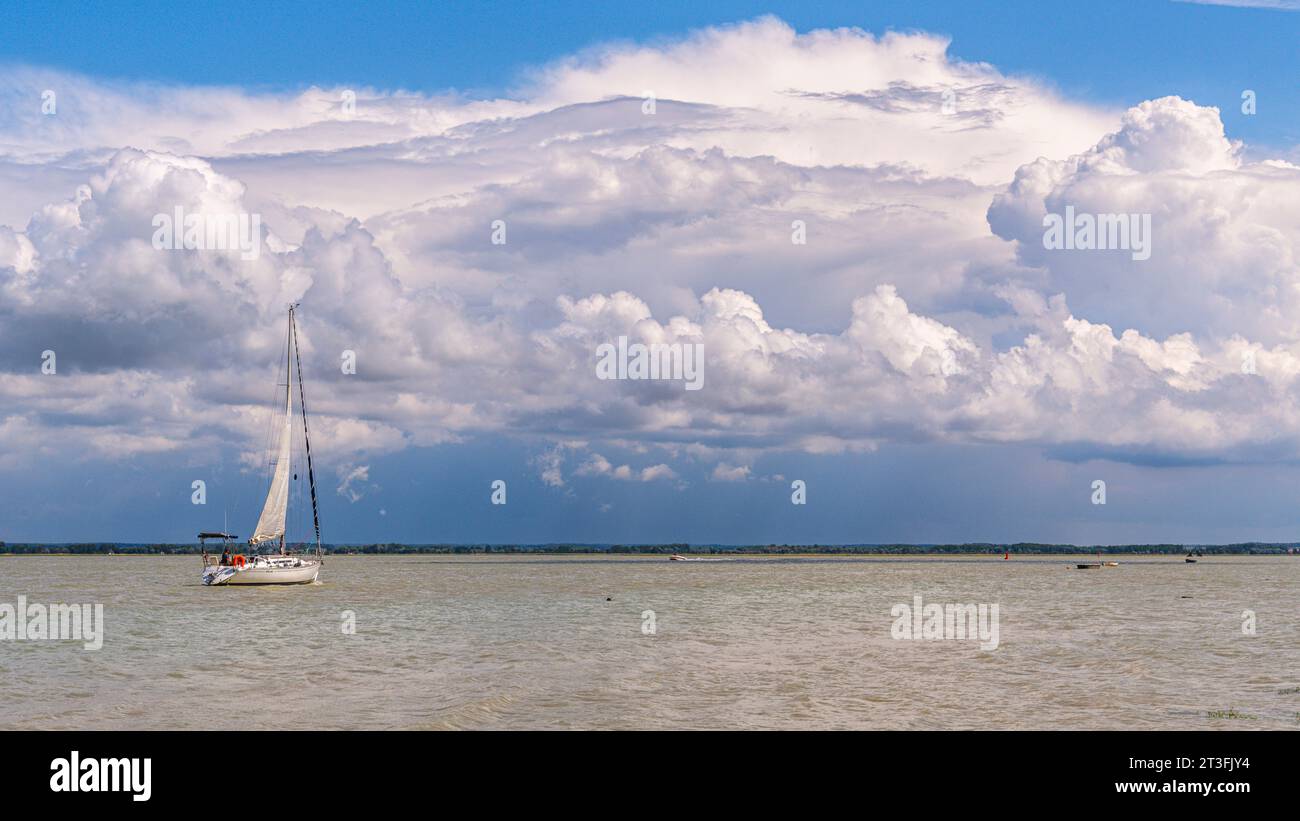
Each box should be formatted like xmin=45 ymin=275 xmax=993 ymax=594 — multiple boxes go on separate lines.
xmin=1 ymin=542 xmax=1295 ymax=556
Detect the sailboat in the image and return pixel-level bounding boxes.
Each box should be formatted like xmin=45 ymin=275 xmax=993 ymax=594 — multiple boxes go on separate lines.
xmin=202 ymin=305 xmax=323 ymax=586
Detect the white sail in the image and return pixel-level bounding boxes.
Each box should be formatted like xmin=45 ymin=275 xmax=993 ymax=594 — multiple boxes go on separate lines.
xmin=250 ymin=372 xmax=293 ymax=545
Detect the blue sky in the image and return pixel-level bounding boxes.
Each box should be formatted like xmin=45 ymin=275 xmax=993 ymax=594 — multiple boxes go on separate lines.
xmin=7 ymin=439 xmax=1300 ymax=546
xmin=3 ymin=0 xmax=1297 ymax=145
xmin=2 ymin=2 xmax=1300 ymax=545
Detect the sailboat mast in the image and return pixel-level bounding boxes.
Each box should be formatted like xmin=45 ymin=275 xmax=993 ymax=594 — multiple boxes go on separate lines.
xmin=290 ymin=306 xmax=323 ymax=558
xmin=283 ymin=306 xmax=293 ymax=555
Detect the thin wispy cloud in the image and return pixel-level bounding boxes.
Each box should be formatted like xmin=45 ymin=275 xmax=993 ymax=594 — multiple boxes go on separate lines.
xmin=1174 ymin=0 xmax=1300 ymax=10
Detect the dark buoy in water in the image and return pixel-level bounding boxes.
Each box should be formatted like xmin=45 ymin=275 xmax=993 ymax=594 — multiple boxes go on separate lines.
xmin=606 ymin=597 xmax=613 ymax=601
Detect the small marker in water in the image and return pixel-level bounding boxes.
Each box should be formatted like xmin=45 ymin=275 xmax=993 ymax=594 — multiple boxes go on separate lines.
xmin=1004 ymin=550 xmax=1009 ymax=561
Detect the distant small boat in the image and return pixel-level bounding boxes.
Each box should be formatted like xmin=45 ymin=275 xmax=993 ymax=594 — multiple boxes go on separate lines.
xmin=1102 ymin=561 xmax=1119 ymax=567
xmin=670 ymin=554 xmax=688 ymax=561
xmin=1185 ymin=557 xmax=1198 ymax=563
xmin=1077 ymin=563 xmax=1101 ymax=569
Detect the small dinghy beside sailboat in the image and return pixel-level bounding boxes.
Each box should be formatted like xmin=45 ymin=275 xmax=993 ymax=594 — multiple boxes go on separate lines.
xmin=201 ymin=305 xmax=323 ymax=586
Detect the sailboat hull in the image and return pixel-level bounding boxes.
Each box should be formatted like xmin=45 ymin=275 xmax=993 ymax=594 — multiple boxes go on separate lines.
xmin=202 ymin=560 xmax=321 ymax=586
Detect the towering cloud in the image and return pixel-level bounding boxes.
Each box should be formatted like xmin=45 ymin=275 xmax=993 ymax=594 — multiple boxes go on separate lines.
xmin=2 ymin=18 xmax=1298 ymax=486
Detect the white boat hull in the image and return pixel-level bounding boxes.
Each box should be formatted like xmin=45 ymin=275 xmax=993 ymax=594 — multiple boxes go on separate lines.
xmin=202 ymin=559 xmax=321 ymax=586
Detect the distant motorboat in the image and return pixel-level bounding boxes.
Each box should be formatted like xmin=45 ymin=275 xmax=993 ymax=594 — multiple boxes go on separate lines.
xmin=1076 ymin=563 xmax=1101 ymax=569
xmin=1185 ymin=557 xmax=1198 ymax=563
xmin=1102 ymin=561 xmax=1119 ymax=567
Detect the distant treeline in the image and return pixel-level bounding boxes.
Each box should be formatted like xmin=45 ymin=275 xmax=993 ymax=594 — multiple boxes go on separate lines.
xmin=1 ymin=541 xmax=1295 ymax=555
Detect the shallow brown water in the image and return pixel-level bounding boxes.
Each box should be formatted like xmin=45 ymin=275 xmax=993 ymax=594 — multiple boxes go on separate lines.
xmin=0 ymin=555 xmax=1295 ymax=729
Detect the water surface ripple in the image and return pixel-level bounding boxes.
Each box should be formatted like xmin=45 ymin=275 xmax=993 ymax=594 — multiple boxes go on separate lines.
xmin=1 ymin=555 xmax=1295 ymax=729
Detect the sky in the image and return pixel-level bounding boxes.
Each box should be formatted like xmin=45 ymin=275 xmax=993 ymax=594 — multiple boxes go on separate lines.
xmin=2 ymin=1 xmax=1300 ymax=544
